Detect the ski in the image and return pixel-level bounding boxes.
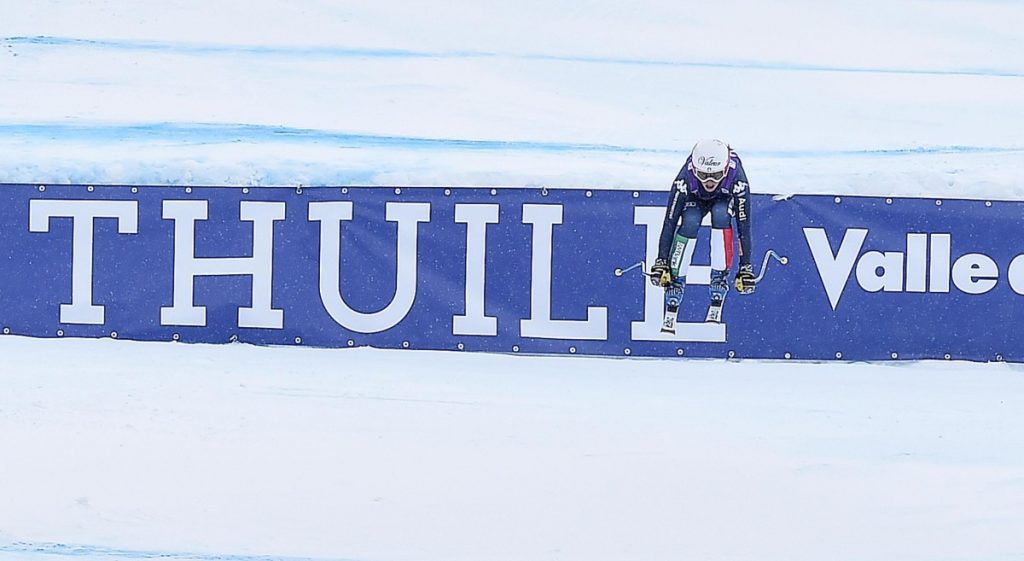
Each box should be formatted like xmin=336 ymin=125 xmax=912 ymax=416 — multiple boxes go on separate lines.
xmin=705 ymin=299 xmax=724 ymax=323
xmin=661 ymin=306 xmax=678 ymax=334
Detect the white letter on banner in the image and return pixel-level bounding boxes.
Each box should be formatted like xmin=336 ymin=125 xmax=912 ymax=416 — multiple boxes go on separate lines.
xmin=29 ymin=200 xmax=139 ymax=325
xmin=856 ymin=251 xmax=904 ymax=292
xmin=160 ymin=200 xmax=285 ymax=328
xmin=952 ymin=253 xmax=998 ymax=295
xmin=630 ymin=206 xmax=724 ymax=342
xmin=1009 ymin=255 xmax=1024 ymax=295
xmin=905 ymin=233 xmax=928 ymax=292
xmin=804 ymin=227 xmax=867 ymax=311
xmin=309 ymin=201 xmax=430 ymax=333
xmin=453 ymin=204 xmax=499 ymax=336
xmin=520 ymin=204 xmax=607 ymax=340
xmin=929 ymin=233 xmax=952 ymax=293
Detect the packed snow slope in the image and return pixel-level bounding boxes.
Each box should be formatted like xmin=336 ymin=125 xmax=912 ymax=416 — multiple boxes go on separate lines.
xmin=2 ymin=338 xmax=1024 ymax=561
xmin=1 ymin=0 xmax=1023 ymax=197
xmin=2 ymin=2 xmax=1024 ymax=561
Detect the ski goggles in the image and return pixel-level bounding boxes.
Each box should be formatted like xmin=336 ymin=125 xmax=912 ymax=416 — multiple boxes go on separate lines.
xmin=694 ymin=169 xmax=726 ymax=184
xmin=693 ymin=168 xmax=726 ymax=191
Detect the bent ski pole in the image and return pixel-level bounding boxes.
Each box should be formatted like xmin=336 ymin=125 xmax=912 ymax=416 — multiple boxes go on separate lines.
xmin=618 ymin=250 xmax=788 ymax=282
xmin=754 ymin=249 xmax=789 ymax=283
xmin=614 ymin=261 xmax=654 ymax=278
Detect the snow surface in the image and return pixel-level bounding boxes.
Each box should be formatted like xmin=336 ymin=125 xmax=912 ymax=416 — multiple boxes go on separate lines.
xmin=2 ymin=337 xmax=1024 ymax=561
xmin=2 ymin=1 xmax=1024 ymax=560
xmin=2 ymin=0 xmax=1023 ymax=196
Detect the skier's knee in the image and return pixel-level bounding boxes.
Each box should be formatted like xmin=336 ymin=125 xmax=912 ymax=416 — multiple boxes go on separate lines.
xmin=669 ymin=235 xmax=694 ymax=277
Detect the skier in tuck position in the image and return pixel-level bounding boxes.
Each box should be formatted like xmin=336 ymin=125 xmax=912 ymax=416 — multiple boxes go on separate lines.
xmin=650 ymin=138 xmax=756 ymax=333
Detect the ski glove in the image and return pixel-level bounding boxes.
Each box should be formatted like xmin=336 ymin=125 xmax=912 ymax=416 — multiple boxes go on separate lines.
xmin=650 ymin=258 xmax=672 ymax=287
xmin=734 ymin=263 xmax=756 ymax=294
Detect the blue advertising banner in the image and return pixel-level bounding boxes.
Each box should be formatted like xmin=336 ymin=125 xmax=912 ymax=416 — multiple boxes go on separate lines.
xmin=0 ymin=184 xmax=1019 ymax=362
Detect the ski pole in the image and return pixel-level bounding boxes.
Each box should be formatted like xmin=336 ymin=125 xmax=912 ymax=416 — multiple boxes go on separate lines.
xmin=614 ymin=261 xmax=654 ymax=278
xmin=754 ymin=249 xmax=789 ymax=283
xmin=618 ymin=250 xmax=787 ymax=281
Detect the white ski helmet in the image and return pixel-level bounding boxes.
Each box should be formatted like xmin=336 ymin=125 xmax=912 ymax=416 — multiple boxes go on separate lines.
xmin=690 ymin=138 xmax=730 ymax=190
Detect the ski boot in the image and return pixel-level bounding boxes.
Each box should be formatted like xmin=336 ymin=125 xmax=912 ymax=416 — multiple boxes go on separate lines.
xmin=706 ymin=269 xmax=729 ymax=323
xmin=661 ymin=276 xmax=685 ymax=334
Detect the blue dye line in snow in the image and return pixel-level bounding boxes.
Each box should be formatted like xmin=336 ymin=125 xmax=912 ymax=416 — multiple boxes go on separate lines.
xmin=0 ymin=123 xmax=652 ymax=153
xmin=1 ymin=122 xmax=1022 ymax=159
xmin=0 ymin=542 xmax=357 ymax=561
xmin=4 ymin=35 xmax=1023 ymax=79
xmin=2 ymin=35 xmax=478 ymax=60
xmin=523 ymin=53 xmax=1024 ymax=78
xmin=755 ymin=145 xmax=1024 ymax=158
